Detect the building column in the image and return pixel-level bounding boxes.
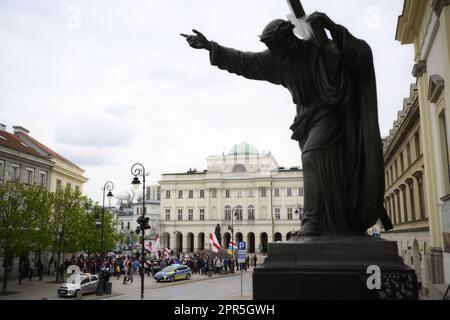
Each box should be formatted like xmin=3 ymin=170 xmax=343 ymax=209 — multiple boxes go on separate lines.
xmin=406 ymin=178 xmax=416 ymax=221
xmin=182 ymin=233 xmax=189 ymax=254
xmin=400 ymin=184 xmax=409 ymax=223
xmin=394 ymin=189 xmax=402 ymax=224
xmin=413 ymin=171 xmax=425 ymax=220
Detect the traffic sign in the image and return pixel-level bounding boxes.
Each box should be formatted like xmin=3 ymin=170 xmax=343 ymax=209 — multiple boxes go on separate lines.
xmin=238 ymin=242 xmax=247 ymax=263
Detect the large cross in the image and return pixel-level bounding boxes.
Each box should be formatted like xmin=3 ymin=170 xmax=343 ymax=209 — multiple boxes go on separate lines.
xmin=286 ymin=0 xmax=329 ymax=46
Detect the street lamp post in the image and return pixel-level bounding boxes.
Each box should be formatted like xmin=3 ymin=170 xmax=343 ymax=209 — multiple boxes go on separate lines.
xmin=228 ymin=207 xmax=239 ymax=273
xmin=101 ymin=181 xmax=114 ymax=263
xmin=131 ymin=163 xmax=150 ymax=301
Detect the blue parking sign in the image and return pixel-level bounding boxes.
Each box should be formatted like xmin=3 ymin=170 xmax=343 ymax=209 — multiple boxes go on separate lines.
xmin=238 ymin=242 xmax=246 ymax=251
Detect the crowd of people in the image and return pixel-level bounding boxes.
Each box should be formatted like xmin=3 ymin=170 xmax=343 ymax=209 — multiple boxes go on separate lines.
xmin=16 ymin=250 xmax=260 ymax=285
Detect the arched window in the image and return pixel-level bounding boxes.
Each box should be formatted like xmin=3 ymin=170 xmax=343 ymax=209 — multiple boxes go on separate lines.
xmin=232 ymin=164 xmax=247 ymax=173
xmin=248 ymin=206 xmax=255 ymax=221
xmin=225 ymin=206 xmax=231 ymax=221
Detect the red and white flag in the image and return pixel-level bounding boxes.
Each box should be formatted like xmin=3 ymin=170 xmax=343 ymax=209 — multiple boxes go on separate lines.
xmin=163 ymin=248 xmax=171 ymax=259
xmin=209 ymin=231 xmax=222 ymax=253
xmin=156 ymin=234 xmax=160 ymax=249
xmin=228 ymin=240 xmax=238 ymax=251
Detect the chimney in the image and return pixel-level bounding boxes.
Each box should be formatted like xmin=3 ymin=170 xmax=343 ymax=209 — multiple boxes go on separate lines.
xmin=0 ymin=124 xmax=6 ymax=131
xmin=13 ymin=126 xmax=30 ymax=135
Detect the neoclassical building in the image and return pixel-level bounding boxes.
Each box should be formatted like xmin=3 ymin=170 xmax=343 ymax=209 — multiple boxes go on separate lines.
xmin=159 ymin=142 xmax=304 ymax=255
xmin=382 ymin=84 xmax=430 ymax=294
xmin=396 ymin=0 xmax=450 ymax=297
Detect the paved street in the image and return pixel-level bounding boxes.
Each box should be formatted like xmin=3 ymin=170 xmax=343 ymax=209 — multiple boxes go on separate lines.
xmin=105 ymin=271 xmax=253 ymax=300
xmin=0 ymin=270 xmax=253 ymax=300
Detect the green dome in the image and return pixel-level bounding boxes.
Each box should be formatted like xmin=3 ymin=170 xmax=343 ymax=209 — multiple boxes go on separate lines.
xmin=228 ymin=142 xmax=259 ymax=156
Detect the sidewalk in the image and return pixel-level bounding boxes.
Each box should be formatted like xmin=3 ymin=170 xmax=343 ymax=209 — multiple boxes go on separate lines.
xmin=0 ymin=269 xmax=253 ymax=300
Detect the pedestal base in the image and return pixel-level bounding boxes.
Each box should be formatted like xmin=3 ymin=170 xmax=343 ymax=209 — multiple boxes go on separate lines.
xmin=253 ymin=236 xmax=418 ymax=300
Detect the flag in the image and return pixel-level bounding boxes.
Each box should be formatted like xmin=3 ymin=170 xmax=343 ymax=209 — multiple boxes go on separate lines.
xmin=156 ymin=234 xmax=160 ymax=249
xmin=209 ymin=231 xmax=222 ymax=253
xmin=163 ymin=248 xmax=171 ymax=259
xmin=228 ymin=240 xmax=238 ymax=251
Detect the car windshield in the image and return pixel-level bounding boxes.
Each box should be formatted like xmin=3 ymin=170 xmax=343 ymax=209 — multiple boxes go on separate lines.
xmin=161 ymin=266 xmax=177 ymax=272
xmin=66 ymin=275 xmax=84 ymax=284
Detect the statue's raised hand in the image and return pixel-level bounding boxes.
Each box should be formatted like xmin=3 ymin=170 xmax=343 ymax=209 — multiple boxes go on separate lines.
xmin=306 ymin=12 xmax=338 ymax=33
xmin=180 ymin=29 xmax=212 ymax=50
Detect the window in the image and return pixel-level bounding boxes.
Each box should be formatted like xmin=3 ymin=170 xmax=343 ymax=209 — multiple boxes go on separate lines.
xmin=11 ymin=165 xmax=20 ymax=181
xmin=287 ymin=208 xmax=293 ymax=220
xmin=200 ymin=190 xmax=205 ymax=199
xmin=415 ymin=131 xmax=421 ymax=159
xmin=400 ymin=153 xmax=404 ymax=173
xmin=200 ymin=209 xmax=205 ymax=221
xmin=127 ymin=222 xmax=130 ymax=230
xmin=406 ymin=143 xmax=412 ymax=166
xmin=166 ymin=190 xmax=171 ymax=199
xmin=225 ymin=206 xmax=231 ymax=221
xmin=0 ymin=161 xmax=4 ymax=180
xmin=394 ymin=161 xmax=398 ymax=180
xmin=67 ymin=183 xmax=71 ymax=189
xmin=188 ymin=209 xmax=194 ymax=221
xmin=260 ymin=188 xmax=267 ymax=197
xmin=236 ymin=206 xmax=243 ymax=221
xmin=121 ymin=222 xmax=124 ymax=230
xmin=178 ymin=190 xmax=183 ymax=199
xmin=211 ymin=189 xmax=217 ymax=198
xmin=299 ymin=188 xmax=304 ymax=197
xmin=178 ymin=210 xmax=183 ymax=221
xmin=188 ymin=190 xmax=193 ymax=199
xmin=56 ymin=179 xmax=62 ymax=192
xmin=274 ymin=188 xmax=280 ymax=197
xmin=165 ymin=209 xmax=171 ymax=221
xmin=226 ymin=190 xmax=231 ymax=198
xmin=75 ymin=186 xmax=80 ymax=192
xmin=26 ymin=169 xmax=33 ymax=185
xmin=287 ymin=188 xmax=292 ymax=197
xmin=248 ymin=206 xmax=255 ymax=221
xmin=274 ymin=208 xmax=281 ymax=220
xmin=438 ymin=111 xmax=450 ymax=193
xmin=248 ymin=188 xmax=254 ymax=198
xmin=232 ymin=164 xmax=247 ymax=172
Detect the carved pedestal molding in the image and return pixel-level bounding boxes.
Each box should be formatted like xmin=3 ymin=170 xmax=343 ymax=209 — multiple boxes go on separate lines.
xmin=428 ymin=75 xmax=445 ymax=103
xmin=412 ymin=60 xmax=427 ymax=78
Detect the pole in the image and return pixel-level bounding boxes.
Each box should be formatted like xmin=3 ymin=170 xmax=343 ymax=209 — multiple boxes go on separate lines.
xmin=141 ymin=172 xmax=145 ymax=301
xmin=241 ymin=267 xmax=243 ymax=297
xmin=101 ymin=186 xmax=105 ymax=264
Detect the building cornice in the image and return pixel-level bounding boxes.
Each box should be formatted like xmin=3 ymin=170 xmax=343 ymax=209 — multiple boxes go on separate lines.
xmin=432 ymin=0 xmax=450 ymax=17
xmin=396 ymin=0 xmax=428 ymax=44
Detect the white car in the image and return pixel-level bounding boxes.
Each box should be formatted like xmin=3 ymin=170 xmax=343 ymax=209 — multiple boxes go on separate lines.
xmin=58 ymin=273 xmax=99 ymax=298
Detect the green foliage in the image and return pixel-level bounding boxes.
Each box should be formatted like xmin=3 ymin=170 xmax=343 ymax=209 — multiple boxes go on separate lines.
xmin=0 ymin=181 xmax=121 ymax=265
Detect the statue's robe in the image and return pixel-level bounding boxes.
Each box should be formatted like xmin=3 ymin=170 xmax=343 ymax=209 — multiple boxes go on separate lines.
xmin=209 ymin=24 xmax=392 ymax=235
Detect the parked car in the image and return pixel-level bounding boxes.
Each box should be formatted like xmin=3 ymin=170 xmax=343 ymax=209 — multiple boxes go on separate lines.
xmin=154 ymin=265 xmax=192 ymax=282
xmin=57 ymin=273 xmax=99 ymax=298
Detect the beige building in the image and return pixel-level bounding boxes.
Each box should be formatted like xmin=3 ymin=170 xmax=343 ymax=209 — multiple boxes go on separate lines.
xmin=159 ymin=142 xmax=304 ymax=255
xmin=382 ymin=84 xmax=431 ymax=294
xmin=395 ymin=0 xmax=450 ymax=296
xmin=13 ymin=126 xmax=88 ymax=193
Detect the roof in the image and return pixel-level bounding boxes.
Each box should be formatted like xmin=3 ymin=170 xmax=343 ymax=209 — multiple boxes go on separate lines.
xmin=0 ymin=130 xmax=49 ymax=160
xmin=17 ymin=132 xmax=83 ymax=171
xmin=227 ymin=142 xmax=259 ymax=156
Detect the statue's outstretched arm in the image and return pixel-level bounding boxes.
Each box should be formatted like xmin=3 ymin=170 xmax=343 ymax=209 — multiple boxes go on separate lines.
xmin=181 ymin=29 xmax=281 ymax=85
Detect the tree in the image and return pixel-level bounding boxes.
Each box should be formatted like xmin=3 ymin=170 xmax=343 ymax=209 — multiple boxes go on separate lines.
xmin=0 ymin=181 xmax=51 ymax=294
xmin=78 ymin=204 xmax=121 ymax=257
xmin=49 ymin=186 xmax=85 ymax=283
xmin=115 ymin=190 xmax=136 ymax=209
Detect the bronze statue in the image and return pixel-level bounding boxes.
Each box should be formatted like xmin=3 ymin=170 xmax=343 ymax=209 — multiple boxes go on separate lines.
xmin=181 ymin=11 xmax=393 ymax=237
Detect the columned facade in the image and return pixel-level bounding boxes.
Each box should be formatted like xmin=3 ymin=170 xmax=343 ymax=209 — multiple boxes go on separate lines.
xmin=395 ymin=0 xmax=450 ymax=295
xmin=159 ymin=142 xmax=304 ymax=255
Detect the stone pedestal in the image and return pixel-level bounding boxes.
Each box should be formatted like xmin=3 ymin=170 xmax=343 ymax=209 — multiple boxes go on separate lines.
xmin=253 ymin=236 xmax=418 ymax=300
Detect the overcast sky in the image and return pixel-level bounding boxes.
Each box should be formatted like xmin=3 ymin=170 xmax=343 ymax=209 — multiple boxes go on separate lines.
xmin=0 ymin=0 xmax=414 ymax=205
